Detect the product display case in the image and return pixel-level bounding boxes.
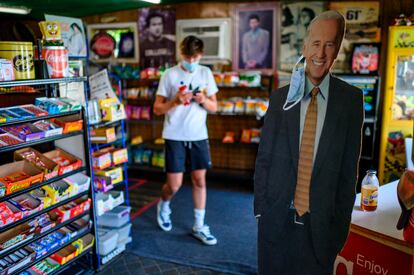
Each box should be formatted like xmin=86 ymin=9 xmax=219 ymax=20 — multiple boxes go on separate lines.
xmin=379 ymin=26 xmax=414 ymax=184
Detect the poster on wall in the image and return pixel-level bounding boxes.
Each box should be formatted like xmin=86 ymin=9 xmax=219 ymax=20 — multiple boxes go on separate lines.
xmin=279 ymin=1 xmax=325 ymax=72
xmin=45 ymin=14 xmax=87 ymax=58
xmin=233 ymin=2 xmax=279 ymax=73
xmin=138 ymin=7 xmax=176 ymax=69
xmin=329 ymin=2 xmax=381 ymax=73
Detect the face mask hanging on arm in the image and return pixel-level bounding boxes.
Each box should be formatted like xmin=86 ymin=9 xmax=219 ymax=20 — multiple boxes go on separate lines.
xmin=283 ymin=55 xmax=306 ymax=111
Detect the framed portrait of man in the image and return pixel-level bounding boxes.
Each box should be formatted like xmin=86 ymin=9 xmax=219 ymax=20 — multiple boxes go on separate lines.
xmin=233 ymin=2 xmax=279 ymax=73
xmin=138 ymin=7 xmax=176 ymax=69
xmin=279 ymin=2 xmax=325 ymax=72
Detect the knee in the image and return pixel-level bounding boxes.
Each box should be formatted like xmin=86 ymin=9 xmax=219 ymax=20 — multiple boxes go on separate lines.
xmin=191 ymin=175 xmax=205 ymax=188
xmin=167 ymin=182 xmax=181 ymax=194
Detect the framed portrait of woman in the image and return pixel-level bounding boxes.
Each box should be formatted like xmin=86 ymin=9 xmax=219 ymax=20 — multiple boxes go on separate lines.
xmin=233 ymin=2 xmax=279 ymax=73
xmin=45 ymin=14 xmax=88 ymax=58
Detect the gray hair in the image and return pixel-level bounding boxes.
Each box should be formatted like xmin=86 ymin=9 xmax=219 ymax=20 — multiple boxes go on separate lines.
xmin=304 ymin=10 xmax=346 ymax=46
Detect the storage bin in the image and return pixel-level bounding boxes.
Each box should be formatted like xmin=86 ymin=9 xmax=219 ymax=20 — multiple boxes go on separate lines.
xmin=97 ymin=206 xmax=130 ymax=228
xmin=97 ymin=228 xmax=118 ymax=256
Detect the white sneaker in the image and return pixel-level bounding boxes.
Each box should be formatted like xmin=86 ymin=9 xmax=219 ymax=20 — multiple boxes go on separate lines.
xmin=157 ymin=201 xmax=172 ymax=231
xmin=192 ymin=225 xmax=217 ymax=245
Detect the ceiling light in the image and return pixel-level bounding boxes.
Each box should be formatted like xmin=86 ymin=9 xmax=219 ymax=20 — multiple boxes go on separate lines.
xmin=0 ymin=6 xmax=31 ymax=15
xmin=141 ymin=0 xmax=161 ymax=4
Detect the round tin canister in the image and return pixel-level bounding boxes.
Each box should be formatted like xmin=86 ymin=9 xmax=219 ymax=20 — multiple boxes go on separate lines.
xmin=0 ymin=41 xmax=35 ymax=80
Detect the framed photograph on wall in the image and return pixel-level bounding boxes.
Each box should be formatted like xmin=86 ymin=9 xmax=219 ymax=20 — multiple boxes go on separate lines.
xmin=45 ymin=14 xmax=87 ymax=58
xmin=87 ymin=22 xmax=139 ymax=63
xmin=279 ymin=2 xmax=325 ymax=71
xmin=138 ymin=7 xmax=176 ymax=69
xmin=233 ymin=2 xmax=279 ymax=73
xmin=329 ymin=1 xmax=381 ymax=73
xmin=351 ymin=43 xmax=380 ymax=75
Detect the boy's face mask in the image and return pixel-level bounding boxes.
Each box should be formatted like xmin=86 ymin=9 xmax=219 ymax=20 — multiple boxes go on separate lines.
xmin=182 ymin=60 xmax=199 ymax=73
xmin=283 ymin=55 xmax=306 ymax=111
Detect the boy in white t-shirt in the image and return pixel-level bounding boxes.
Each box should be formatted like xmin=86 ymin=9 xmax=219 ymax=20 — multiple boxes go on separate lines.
xmin=153 ymin=35 xmax=218 ymax=245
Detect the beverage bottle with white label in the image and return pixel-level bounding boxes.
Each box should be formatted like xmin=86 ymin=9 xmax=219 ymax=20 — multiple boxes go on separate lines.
xmin=360 ymin=170 xmax=379 ymax=211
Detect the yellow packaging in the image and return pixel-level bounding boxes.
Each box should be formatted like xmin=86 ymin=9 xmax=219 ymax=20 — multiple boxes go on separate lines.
xmin=95 ymin=166 xmax=123 ymax=184
xmin=0 ymin=41 xmax=34 ymax=80
xmin=112 ymin=148 xmax=128 ymax=165
xmin=360 ymin=185 xmax=378 ymax=208
xmin=39 ymin=21 xmax=62 ymax=40
xmin=42 ymin=181 xmax=73 ymax=204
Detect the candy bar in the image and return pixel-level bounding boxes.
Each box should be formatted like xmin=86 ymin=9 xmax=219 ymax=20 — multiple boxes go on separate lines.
xmin=9 ymin=254 xmax=19 ymax=262
xmin=0 ymin=171 xmax=29 ymax=184
xmin=0 ymin=133 xmax=23 ymax=146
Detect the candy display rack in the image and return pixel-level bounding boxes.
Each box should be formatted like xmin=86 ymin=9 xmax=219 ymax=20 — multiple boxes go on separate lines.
xmin=0 ymin=77 xmax=99 ymax=274
xmin=87 ymin=67 xmax=131 ymax=270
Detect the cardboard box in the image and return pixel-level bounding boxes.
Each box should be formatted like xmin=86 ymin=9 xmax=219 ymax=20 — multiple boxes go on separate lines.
xmin=43 ymin=148 xmax=82 ymax=175
xmin=0 ymin=223 xmax=35 ymax=251
xmin=95 ymin=166 xmax=123 ymax=185
xmin=0 ymin=132 xmax=24 ymax=147
xmin=35 ymin=97 xmax=71 ymax=114
xmin=101 ymin=104 xmax=126 ymax=122
xmin=51 ymin=114 xmax=83 ymax=134
xmin=96 ymin=146 xmax=128 ymax=166
xmin=14 ymin=148 xmax=59 ymax=180
xmin=0 ymin=161 xmax=44 ymax=195
xmin=42 ymin=180 xmax=73 ymax=204
xmin=58 ymin=98 xmax=81 ymax=111
xmin=90 ymin=127 xmax=116 ymax=144
xmin=72 ymin=233 xmax=94 ymax=254
xmin=0 ymin=202 xmax=23 ymax=227
xmin=1 ymin=124 xmax=45 ymax=142
xmin=19 ymin=104 xmax=48 ymax=117
xmin=93 ymin=176 xmax=113 ymax=193
xmin=49 ymin=196 xmax=91 ymax=223
xmin=30 ymin=188 xmax=52 ymax=209
xmin=62 ymin=173 xmax=90 ymax=196
xmin=50 ymin=244 xmax=77 ymax=265
xmin=32 ymin=120 xmax=63 ymax=137
xmin=4 ymin=246 xmax=36 ymax=274
xmin=9 ymin=193 xmax=43 ymax=217
xmin=92 ymin=150 xmax=112 ymax=170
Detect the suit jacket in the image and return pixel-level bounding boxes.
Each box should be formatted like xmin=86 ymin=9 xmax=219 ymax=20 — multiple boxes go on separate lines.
xmin=254 ymin=75 xmax=364 ymax=266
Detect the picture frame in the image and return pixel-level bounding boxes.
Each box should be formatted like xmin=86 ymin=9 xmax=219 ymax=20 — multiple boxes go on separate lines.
xmin=351 ymin=43 xmax=380 ymax=75
xmin=86 ymin=22 xmax=139 ymax=63
xmin=279 ymin=2 xmax=325 ymax=72
xmin=45 ymin=14 xmax=88 ymax=58
xmin=138 ymin=7 xmax=176 ymax=69
xmin=232 ymin=2 xmax=279 ymax=73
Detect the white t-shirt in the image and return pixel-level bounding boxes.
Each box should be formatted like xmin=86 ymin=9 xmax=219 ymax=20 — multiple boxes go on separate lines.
xmin=156 ymin=64 xmax=218 ymax=141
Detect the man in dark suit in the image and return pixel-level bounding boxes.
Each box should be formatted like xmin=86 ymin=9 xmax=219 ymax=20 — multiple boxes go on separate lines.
xmin=254 ymin=10 xmax=364 ymax=274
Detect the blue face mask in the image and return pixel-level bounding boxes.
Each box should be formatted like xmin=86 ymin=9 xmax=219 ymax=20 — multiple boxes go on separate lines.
xmin=283 ymin=55 xmax=306 ymax=111
xmin=182 ymin=60 xmax=199 ymax=72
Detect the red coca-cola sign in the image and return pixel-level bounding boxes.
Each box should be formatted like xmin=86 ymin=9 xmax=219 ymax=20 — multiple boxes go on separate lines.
xmin=90 ymin=32 xmax=116 ymax=58
xmin=42 ymin=47 xmax=68 ymax=78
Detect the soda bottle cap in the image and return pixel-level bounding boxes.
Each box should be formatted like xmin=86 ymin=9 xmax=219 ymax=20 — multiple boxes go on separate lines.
xmin=366 ymin=170 xmax=377 ymax=175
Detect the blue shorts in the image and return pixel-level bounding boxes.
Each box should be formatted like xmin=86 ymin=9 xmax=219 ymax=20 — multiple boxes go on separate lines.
xmin=165 ymin=139 xmax=212 ymax=173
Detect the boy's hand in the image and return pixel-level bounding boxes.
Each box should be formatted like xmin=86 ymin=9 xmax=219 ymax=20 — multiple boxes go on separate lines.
xmin=193 ymin=92 xmax=206 ymax=104
xmin=175 ymin=91 xmax=193 ymax=105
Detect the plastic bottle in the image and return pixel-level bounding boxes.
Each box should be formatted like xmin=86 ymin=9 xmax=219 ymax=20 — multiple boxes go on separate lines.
xmin=360 ymin=170 xmax=379 ymax=211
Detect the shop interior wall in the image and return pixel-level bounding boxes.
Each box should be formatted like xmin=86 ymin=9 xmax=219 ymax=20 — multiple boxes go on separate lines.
xmin=82 ymin=0 xmax=414 ymax=170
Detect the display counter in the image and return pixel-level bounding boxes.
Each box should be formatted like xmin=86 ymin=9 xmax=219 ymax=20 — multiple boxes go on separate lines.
xmin=335 ymin=181 xmax=414 ymax=275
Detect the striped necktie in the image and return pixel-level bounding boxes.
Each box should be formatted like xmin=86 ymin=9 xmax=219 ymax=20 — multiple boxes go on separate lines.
xmin=294 ymin=87 xmax=319 ymax=216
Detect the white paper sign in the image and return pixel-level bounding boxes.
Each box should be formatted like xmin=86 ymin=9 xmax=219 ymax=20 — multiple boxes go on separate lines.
xmin=88 ymin=69 xmax=120 ymax=103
